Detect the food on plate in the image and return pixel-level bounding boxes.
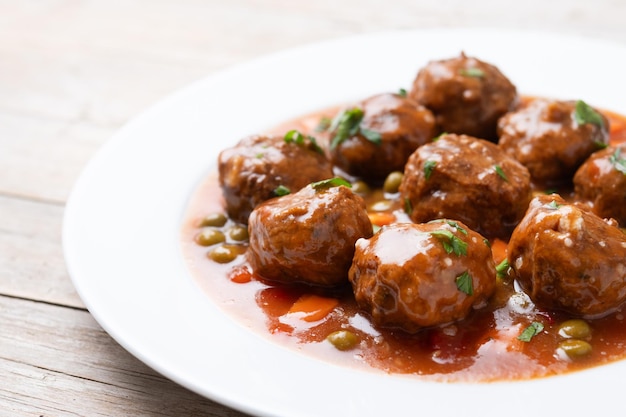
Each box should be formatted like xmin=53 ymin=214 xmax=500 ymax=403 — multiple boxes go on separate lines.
xmin=408 ymin=53 xmax=517 ymax=141
xmin=349 ymin=221 xmax=495 ymax=332
xmin=507 ymin=194 xmax=626 ymax=317
xmin=218 ymin=133 xmax=333 ymax=224
xmin=182 ymin=52 xmax=626 ymax=382
xmin=327 ymin=92 xmax=437 ymax=180
xmin=573 ymin=143 xmax=626 ymax=225
xmin=247 ymin=179 xmax=373 ymax=287
xmin=399 ymin=133 xmax=532 ymax=238
xmin=498 ymin=99 xmax=610 ymax=184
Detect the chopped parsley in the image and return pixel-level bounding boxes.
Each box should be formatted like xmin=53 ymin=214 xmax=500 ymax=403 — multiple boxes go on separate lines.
xmin=315 ymin=117 xmax=332 ymax=132
xmin=547 ymin=200 xmax=562 ymax=210
xmin=609 ymin=148 xmax=626 ymax=175
xmin=495 ymin=258 xmax=510 ymax=278
xmin=273 ymin=185 xmax=291 ymax=196
xmin=283 ymin=130 xmax=323 ymax=154
xmin=310 ymin=177 xmax=352 ymax=191
xmin=573 ymin=100 xmax=605 ymax=128
xmin=494 ymin=165 xmax=508 ymax=182
xmin=518 ymin=322 xmax=544 ymax=342
xmin=428 ymin=219 xmax=468 ymax=235
xmin=429 ymin=229 xmax=468 ymax=256
xmin=404 ymin=197 xmax=413 ymax=215
xmin=329 ymin=107 xmax=382 ymax=149
xmin=398 ymin=88 xmax=408 ymax=97
xmin=455 ymin=271 xmax=474 ymax=295
xmin=423 ymin=160 xmax=437 ymax=180
xmin=459 ymin=67 xmax=485 ymax=78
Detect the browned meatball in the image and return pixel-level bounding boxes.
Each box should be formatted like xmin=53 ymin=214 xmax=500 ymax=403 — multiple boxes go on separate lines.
xmin=409 ymin=53 xmax=517 ymax=141
xmin=218 ymin=133 xmax=333 ymax=224
xmin=498 ymin=99 xmax=610 ymax=185
xmin=399 ymin=134 xmax=532 ymax=239
xmin=349 ymin=221 xmax=496 ymax=333
xmin=574 ymin=144 xmax=626 ymax=225
xmin=328 ymin=93 xmax=437 ymax=180
xmin=508 ymin=194 xmax=626 ymax=318
xmin=247 ymin=180 xmax=373 ymax=287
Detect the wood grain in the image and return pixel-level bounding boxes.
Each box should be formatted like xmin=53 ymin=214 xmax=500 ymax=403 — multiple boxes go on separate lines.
xmin=1 ymin=0 xmax=625 ymax=416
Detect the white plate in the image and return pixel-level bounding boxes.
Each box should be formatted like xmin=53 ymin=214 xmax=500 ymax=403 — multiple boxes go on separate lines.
xmin=63 ymin=28 xmax=626 ymax=417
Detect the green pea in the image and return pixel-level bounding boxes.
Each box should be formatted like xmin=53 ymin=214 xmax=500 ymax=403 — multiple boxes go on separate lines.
xmin=199 ymin=212 xmax=227 ymax=227
xmin=558 ymin=339 xmax=592 ymax=359
xmin=351 ymin=180 xmax=370 ymax=195
xmin=195 ymin=229 xmax=226 ymax=246
xmin=228 ymin=225 xmax=249 ymax=241
xmin=383 ymin=171 xmax=404 ymax=194
xmin=208 ymin=244 xmax=243 ymax=263
xmin=558 ymin=319 xmax=591 ymax=340
xmin=326 ymin=330 xmax=359 ymax=351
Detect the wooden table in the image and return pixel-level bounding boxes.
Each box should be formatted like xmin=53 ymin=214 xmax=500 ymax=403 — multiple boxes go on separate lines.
xmin=2 ymin=1 xmax=626 ymax=415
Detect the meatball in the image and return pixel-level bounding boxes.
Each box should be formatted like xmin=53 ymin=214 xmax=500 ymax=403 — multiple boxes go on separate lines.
xmin=409 ymin=53 xmax=517 ymax=141
xmin=508 ymin=194 xmax=626 ymax=318
xmin=247 ymin=180 xmax=373 ymax=287
xmin=573 ymin=144 xmax=626 ymax=225
xmin=498 ymin=99 xmax=610 ymax=185
xmin=349 ymin=221 xmax=496 ymax=333
xmin=327 ymin=93 xmax=437 ymax=180
xmin=218 ymin=133 xmax=333 ymax=224
xmin=399 ymin=134 xmax=532 ymax=239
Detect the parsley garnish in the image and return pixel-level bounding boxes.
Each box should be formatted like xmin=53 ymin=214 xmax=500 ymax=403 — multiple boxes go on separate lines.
xmin=424 ymin=160 xmax=437 ymax=180
xmin=495 ymin=258 xmax=510 ymax=278
xmin=310 ymin=177 xmax=352 ymax=190
xmin=494 ymin=165 xmax=508 ymax=182
xmin=455 ymin=271 xmax=474 ymax=295
xmin=429 ymin=229 xmax=468 ymax=256
xmin=518 ymin=322 xmax=544 ymax=342
xmin=574 ymin=100 xmax=605 ymax=128
xmin=273 ymin=185 xmax=291 ymax=196
xmin=315 ymin=117 xmax=332 ymax=132
xmin=459 ymin=68 xmax=485 ymax=78
xmin=398 ymin=88 xmax=408 ymax=97
xmin=610 ymin=148 xmax=626 ymax=175
xmin=429 ymin=219 xmax=468 ymax=235
xmin=284 ymin=130 xmax=323 ymax=154
xmin=547 ymin=200 xmax=562 ymax=210
xmin=329 ymin=107 xmax=382 ymax=149
xmin=404 ymin=197 xmax=413 ymax=215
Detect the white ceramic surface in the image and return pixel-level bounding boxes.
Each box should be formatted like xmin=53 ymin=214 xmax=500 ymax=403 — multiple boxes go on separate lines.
xmin=63 ymin=29 xmax=626 ymax=417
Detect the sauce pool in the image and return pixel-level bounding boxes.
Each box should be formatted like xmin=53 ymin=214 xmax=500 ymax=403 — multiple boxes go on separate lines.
xmin=180 ymin=106 xmax=626 ymax=382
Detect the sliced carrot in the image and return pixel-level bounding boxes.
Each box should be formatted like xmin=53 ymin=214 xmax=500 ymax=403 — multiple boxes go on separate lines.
xmin=490 ymin=238 xmax=508 ymax=264
xmin=287 ymin=293 xmax=339 ymax=322
xmin=228 ymin=266 xmax=253 ymax=284
xmin=368 ymin=212 xmax=395 ymax=227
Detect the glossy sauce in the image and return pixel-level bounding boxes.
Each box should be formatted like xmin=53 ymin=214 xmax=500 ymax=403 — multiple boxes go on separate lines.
xmin=181 ymin=105 xmax=626 ymax=382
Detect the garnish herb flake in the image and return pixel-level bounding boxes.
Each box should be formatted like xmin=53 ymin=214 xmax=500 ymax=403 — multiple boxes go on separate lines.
xmin=429 ymin=229 xmax=468 ymax=256
xmin=398 ymin=88 xmax=408 ymax=97
xmin=310 ymin=177 xmax=352 ymax=191
xmin=404 ymin=197 xmax=413 ymax=215
xmin=315 ymin=117 xmax=332 ymax=132
xmin=518 ymin=322 xmax=544 ymax=342
xmin=610 ymin=148 xmax=626 ymax=175
xmin=459 ymin=68 xmax=485 ymax=78
xmin=428 ymin=219 xmax=468 ymax=235
xmin=495 ymin=258 xmax=510 ymax=278
xmin=547 ymin=200 xmax=562 ymax=210
xmin=456 ymin=271 xmax=474 ymax=295
xmin=284 ymin=130 xmax=323 ymax=154
xmin=273 ymin=185 xmax=291 ymax=196
xmin=329 ymin=107 xmax=381 ymax=149
xmin=494 ymin=165 xmax=509 ymax=182
xmin=424 ymin=160 xmax=437 ymax=180
xmin=574 ymin=100 xmax=605 ymax=128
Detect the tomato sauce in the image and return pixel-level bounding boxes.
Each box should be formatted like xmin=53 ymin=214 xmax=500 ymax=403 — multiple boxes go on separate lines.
xmin=180 ymin=107 xmax=626 ymax=382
